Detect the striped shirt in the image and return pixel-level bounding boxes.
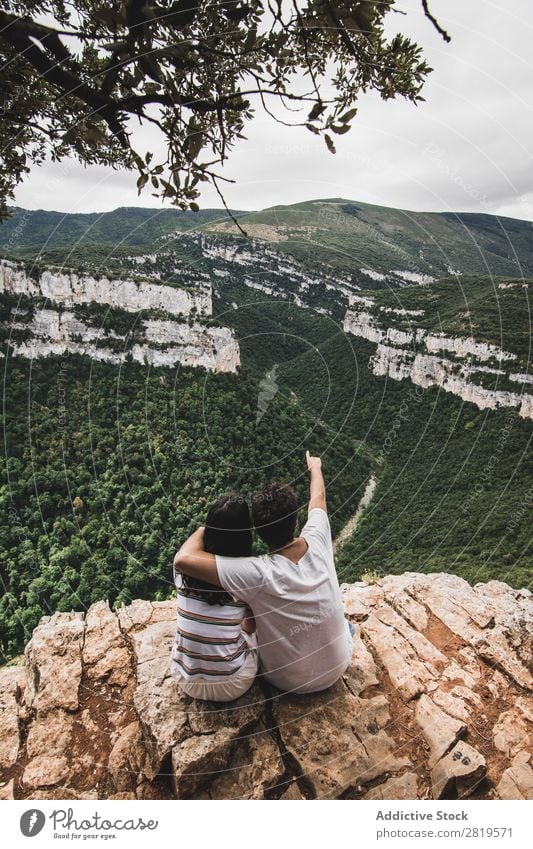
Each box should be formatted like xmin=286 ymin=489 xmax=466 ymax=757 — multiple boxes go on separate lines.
xmin=171 ymin=573 xmax=250 ymax=681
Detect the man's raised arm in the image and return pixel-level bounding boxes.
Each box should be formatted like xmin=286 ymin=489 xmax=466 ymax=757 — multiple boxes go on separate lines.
xmin=306 ymin=450 xmax=327 ymax=513
xmin=173 ymin=527 xmax=221 ymax=586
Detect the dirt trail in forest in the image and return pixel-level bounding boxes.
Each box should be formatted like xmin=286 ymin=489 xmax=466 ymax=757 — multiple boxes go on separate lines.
xmin=333 ymin=473 xmax=378 ymax=553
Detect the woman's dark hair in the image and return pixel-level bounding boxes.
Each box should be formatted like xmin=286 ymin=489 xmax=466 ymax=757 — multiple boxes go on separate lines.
xmin=181 ymin=493 xmax=253 ymax=605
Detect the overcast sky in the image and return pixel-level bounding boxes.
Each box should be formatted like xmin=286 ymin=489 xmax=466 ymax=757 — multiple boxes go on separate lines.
xmin=13 ymin=0 xmax=533 ymax=220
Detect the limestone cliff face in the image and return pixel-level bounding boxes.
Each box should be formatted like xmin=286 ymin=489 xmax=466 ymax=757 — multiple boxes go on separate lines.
xmin=343 ymin=303 xmax=533 ymax=420
xmin=198 ymin=233 xmax=358 ymax=310
xmin=0 ymin=260 xmax=211 ymax=316
xmin=0 ymin=261 xmax=239 ymax=373
xmin=370 ymin=345 xmax=532 ymax=419
xmin=0 ymin=573 xmax=531 ymax=801
xmin=2 ymin=307 xmax=240 ymax=373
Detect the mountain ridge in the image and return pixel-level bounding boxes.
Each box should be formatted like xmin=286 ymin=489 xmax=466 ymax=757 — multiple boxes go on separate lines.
xmin=6 ymin=196 xmax=533 ymax=225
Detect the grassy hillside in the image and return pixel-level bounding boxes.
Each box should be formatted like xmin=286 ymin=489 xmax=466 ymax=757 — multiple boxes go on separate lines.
xmin=3 ymin=198 xmax=533 ymax=282
xmin=205 ymin=198 xmax=533 ymax=281
xmin=0 ymin=205 xmax=241 ymax=256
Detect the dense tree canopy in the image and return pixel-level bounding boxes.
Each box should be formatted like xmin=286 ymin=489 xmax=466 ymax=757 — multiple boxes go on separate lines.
xmin=0 ymin=349 xmax=372 ymax=659
xmin=0 ymin=0 xmax=448 ymax=219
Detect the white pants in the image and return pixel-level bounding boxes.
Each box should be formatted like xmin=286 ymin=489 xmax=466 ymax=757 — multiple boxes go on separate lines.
xmin=172 ymin=633 xmax=259 ymax=702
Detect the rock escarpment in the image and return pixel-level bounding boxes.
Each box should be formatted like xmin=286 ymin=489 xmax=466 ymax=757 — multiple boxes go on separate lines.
xmin=0 ymin=573 xmax=531 ymax=801
xmin=0 ymin=260 xmax=240 ymax=373
xmin=343 ymin=298 xmax=533 ymax=420
xmin=3 ymin=307 xmax=239 ymax=373
xmin=0 ymin=260 xmax=211 ymax=316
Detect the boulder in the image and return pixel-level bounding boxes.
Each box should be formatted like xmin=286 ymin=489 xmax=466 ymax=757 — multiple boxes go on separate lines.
xmin=415 ymin=694 xmax=466 ymax=768
xmin=496 ymin=756 xmax=533 ymax=800
xmin=25 ymin=611 xmax=84 ymax=712
xmin=272 ymin=683 xmax=411 ymax=799
xmin=431 ymin=741 xmax=486 ymax=799
xmin=0 ymin=666 xmax=24 ymax=769
xmin=83 ymin=601 xmax=132 ymax=687
xmin=0 ymin=780 xmax=14 ymax=800
xmin=363 ymin=772 xmax=419 ymax=800
xmin=23 ymin=756 xmax=70 ymax=789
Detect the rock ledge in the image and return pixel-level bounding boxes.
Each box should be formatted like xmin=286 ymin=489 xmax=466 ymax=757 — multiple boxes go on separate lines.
xmin=0 ymin=573 xmax=531 ymax=800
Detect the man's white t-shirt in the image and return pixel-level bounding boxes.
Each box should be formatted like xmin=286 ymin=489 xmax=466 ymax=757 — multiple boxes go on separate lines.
xmin=215 ymin=507 xmax=352 ymax=694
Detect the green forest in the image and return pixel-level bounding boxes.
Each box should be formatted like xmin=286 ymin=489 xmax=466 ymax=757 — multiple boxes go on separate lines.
xmin=0 ymin=351 xmax=371 ymax=660
xmin=279 ymin=332 xmax=532 ymax=589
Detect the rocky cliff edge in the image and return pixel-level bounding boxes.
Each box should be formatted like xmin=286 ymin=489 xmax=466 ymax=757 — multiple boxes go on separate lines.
xmin=0 ymin=572 xmax=531 ymax=801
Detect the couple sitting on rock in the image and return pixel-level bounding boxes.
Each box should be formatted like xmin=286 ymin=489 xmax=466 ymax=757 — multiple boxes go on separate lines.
xmin=172 ymin=451 xmax=354 ymax=702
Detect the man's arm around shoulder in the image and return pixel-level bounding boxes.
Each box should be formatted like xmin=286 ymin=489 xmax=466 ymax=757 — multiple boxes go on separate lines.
xmin=173 ymin=527 xmax=221 ymax=586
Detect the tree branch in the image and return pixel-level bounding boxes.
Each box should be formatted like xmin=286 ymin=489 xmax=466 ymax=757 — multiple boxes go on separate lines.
xmin=0 ymin=12 xmax=129 ymax=146
xmin=321 ymin=0 xmax=360 ymax=58
xmin=212 ymin=176 xmax=247 ymax=236
xmin=421 ymin=0 xmax=451 ymax=43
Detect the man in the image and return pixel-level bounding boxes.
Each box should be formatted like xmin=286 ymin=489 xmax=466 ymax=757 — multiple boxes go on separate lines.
xmin=174 ymin=451 xmax=353 ymax=694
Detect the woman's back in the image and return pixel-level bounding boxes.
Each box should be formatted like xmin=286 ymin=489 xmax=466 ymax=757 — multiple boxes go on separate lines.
xmin=171 ymin=574 xmax=250 ymax=682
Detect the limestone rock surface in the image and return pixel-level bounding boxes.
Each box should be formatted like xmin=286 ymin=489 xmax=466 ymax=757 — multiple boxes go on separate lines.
xmin=0 ymin=573 xmax=531 ymax=800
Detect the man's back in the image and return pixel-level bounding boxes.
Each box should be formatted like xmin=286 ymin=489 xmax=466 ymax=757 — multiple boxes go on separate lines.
xmin=216 ymin=508 xmax=352 ymax=693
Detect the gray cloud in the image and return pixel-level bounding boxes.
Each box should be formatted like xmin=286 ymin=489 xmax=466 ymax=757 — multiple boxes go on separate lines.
xmin=13 ymin=0 xmax=533 ymax=220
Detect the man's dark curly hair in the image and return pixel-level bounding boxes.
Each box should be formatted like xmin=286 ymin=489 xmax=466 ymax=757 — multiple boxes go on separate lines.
xmin=252 ymin=482 xmax=298 ymax=550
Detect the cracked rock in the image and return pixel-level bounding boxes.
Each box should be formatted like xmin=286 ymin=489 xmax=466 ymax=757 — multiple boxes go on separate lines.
xmin=0 ymin=666 xmax=24 ymax=769
xmin=1 ymin=573 xmax=531 ymax=800
xmin=272 ymin=682 xmax=411 ymax=799
xmin=415 ymin=693 xmax=467 ymax=768
xmin=363 ymin=772 xmax=419 ymax=800
xmin=172 ymin=727 xmax=238 ymax=798
xmin=431 ymin=741 xmax=486 ymax=799
xmin=25 ymin=611 xmax=84 ymax=712
xmin=23 ymin=756 xmax=70 ymax=789
xmin=496 ymin=758 xmax=533 ymax=800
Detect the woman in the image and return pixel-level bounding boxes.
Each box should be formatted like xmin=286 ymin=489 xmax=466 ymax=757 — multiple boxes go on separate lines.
xmin=170 ymin=493 xmax=258 ymax=702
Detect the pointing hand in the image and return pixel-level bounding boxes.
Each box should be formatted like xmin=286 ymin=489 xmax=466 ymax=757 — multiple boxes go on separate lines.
xmin=306 ymin=450 xmax=322 ymax=471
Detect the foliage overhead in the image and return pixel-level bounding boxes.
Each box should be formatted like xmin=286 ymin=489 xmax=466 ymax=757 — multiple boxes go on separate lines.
xmin=0 ymin=0 xmax=445 ymax=220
